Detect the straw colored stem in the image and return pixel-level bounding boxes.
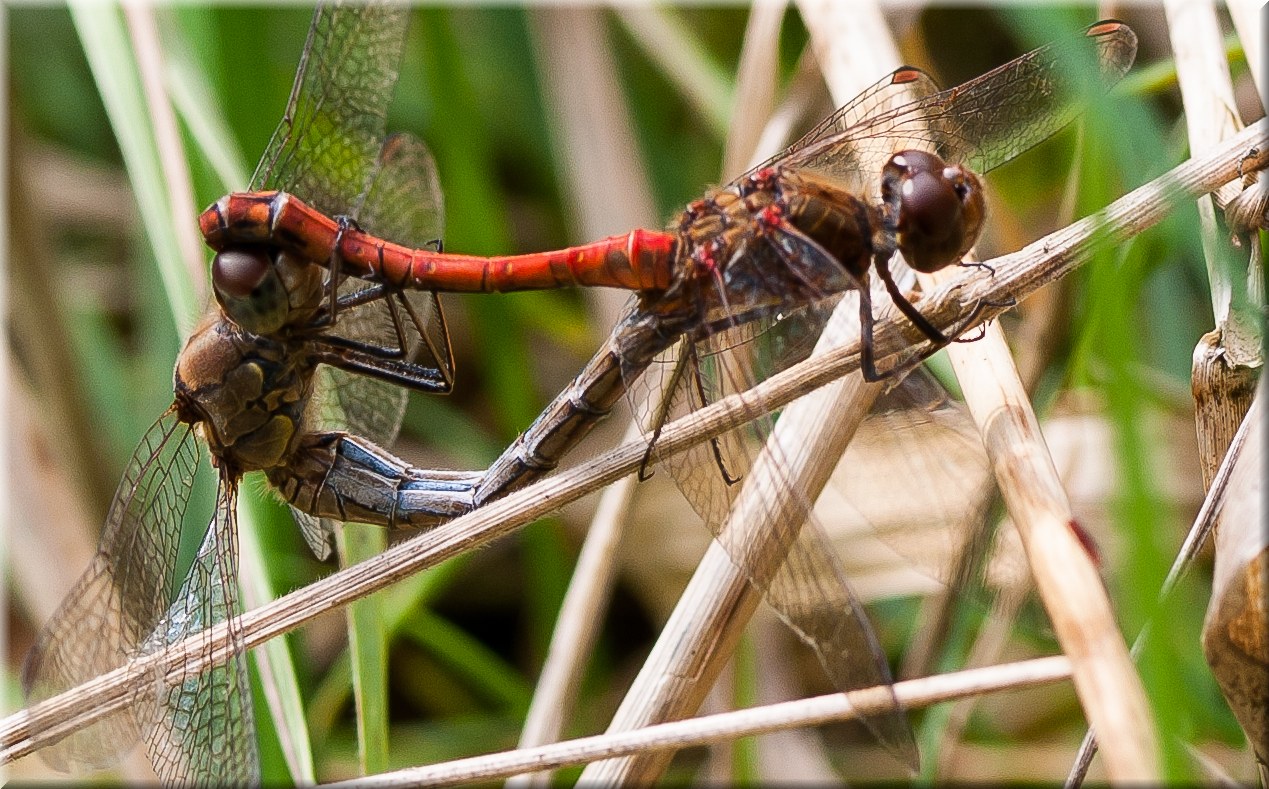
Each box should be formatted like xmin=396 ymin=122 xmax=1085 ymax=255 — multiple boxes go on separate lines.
xmin=324 ymin=657 xmax=1073 ymax=789
xmin=0 ymin=119 xmax=1263 ymax=769
xmin=581 ymin=5 xmax=903 ymax=781
xmin=942 ymin=318 xmax=1160 ymax=782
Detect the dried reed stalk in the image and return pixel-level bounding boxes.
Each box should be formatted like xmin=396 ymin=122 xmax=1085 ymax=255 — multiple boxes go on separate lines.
xmin=327 ymin=656 xmax=1074 ymax=788
xmin=1 ymin=115 xmax=1263 ymax=772
xmin=582 ymin=2 xmax=904 ymax=781
xmin=509 ymin=7 xmax=658 ymax=781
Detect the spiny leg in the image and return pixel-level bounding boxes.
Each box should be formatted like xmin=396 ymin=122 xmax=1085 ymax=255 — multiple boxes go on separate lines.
xmin=638 ymin=343 xmax=689 ymax=482
xmin=685 ymin=341 xmax=740 ymax=486
xmin=329 ymin=216 xmax=355 ymax=327
xmin=874 ymin=252 xmax=948 ymax=345
xmin=856 ymin=269 xmax=887 ymax=382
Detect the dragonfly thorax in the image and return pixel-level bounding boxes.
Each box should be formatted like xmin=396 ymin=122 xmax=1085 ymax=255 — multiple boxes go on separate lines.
xmin=677 ymin=168 xmax=879 ymax=298
xmin=767 ymin=169 xmax=880 ymax=281
xmin=174 ymin=313 xmax=315 ymax=474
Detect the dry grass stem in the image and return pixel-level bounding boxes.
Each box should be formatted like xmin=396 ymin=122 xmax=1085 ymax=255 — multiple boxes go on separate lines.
xmin=121 ymin=4 xmax=204 ymax=306
xmin=580 ymin=5 xmax=901 ymax=782
xmin=322 ymin=656 xmax=1073 ymax=788
xmin=1 ymin=118 xmax=1263 ymax=770
xmin=1201 ymin=377 xmax=1266 ymax=765
xmin=611 ymin=7 xmax=730 ymax=139
xmin=796 ymin=0 xmax=900 ymax=106
xmin=1067 ymin=356 xmax=1263 ymax=783
xmin=940 ymin=317 xmax=1160 ymax=782
xmin=1167 ymin=0 xmax=1261 ymax=496
xmin=745 ymin=52 xmax=831 ymax=175
xmin=6 ymin=378 xmax=103 ymax=626
xmin=510 ymin=454 xmax=637 ymax=755
xmin=1165 ymin=7 xmax=1266 ymax=774
xmin=508 ymin=432 xmax=640 ymax=787
xmin=8 ymin=141 xmax=123 ymax=511
xmin=1227 ymin=1 xmax=1263 ymax=96
xmin=720 ymin=1 xmax=784 ymax=180
xmin=528 ymin=9 xmax=657 ymax=244
xmin=1169 ymin=1 xmax=1263 ymax=495
xmin=515 ymin=7 xmax=789 ymax=778
xmin=508 ymin=12 xmax=661 ymax=782
xmin=1191 ymin=329 xmax=1260 ymax=489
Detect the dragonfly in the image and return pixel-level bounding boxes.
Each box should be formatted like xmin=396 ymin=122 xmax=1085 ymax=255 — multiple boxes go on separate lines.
xmin=204 ymin=22 xmax=1136 ymax=383
xmin=23 ymin=5 xmax=460 ymax=783
xmin=25 ymin=4 xmax=1138 ymax=782
xmin=200 ymin=11 xmax=1138 ymax=771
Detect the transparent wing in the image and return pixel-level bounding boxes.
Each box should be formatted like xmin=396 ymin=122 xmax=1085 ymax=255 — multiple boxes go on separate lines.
xmin=250 ymin=2 xmax=410 ymax=214
xmin=338 ymin=132 xmax=453 ymax=415
xmin=746 ymin=67 xmax=943 ymax=196
xmin=247 ymin=2 xmax=448 ymax=560
xmin=23 ymin=410 xmax=201 ymax=772
xmin=139 ymin=477 xmax=258 ymax=784
xmin=630 ymin=225 xmax=919 ymax=762
xmin=298 ymin=134 xmax=451 ymax=558
xmin=749 ymin=21 xmax=1137 ymax=199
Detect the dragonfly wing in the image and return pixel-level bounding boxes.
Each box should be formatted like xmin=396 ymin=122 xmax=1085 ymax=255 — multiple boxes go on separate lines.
xmin=633 ymin=231 xmax=919 ymax=764
xmin=139 ymin=476 xmax=259 ymax=784
xmin=251 ymin=2 xmax=447 ymax=555
xmin=769 ymin=523 xmax=913 ymax=758
xmin=744 ymin=66 xmax=942 ymax=197
xmin=779 ymin=22 xmax=1136 ymax=190
xmin=827 ymin=374 xmax=1006 ymax=606
xmin=292 ymin=507 xmax=339 ymax=563
xmin=250 ymin=2 xmax=410 ymax=213
xmin=23 ymin=410 xmax=201 ymax=772
xmin=297 ymin=135 xmax=451 ymax=556
xmin=328 ymin=132 xmax=454 ymax=398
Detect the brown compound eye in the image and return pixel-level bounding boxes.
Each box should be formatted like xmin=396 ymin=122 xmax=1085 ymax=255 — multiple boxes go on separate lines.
xmin=881 ymin=150 xmax=985 ymax=273
xmin=211 ymin=248 xmax=288 ymax=335
xmin=212 ymin=249 xmax=272 ymax=299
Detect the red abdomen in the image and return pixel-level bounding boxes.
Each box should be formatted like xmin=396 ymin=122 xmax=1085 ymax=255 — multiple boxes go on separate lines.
xmin=200 ymin=191 xmax=677 ymax=293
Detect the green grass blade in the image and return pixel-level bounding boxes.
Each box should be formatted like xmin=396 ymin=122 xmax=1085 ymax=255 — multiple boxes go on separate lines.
xmin=70 ymin=2 xmax=198 ymax=330
xmin=337 ymin=524 xmax=391 ymax=776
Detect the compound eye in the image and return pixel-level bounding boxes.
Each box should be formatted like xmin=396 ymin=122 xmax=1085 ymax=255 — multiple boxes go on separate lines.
xmin=901 ymin=171 xmax=962 ymax=239
xmin=213 ymin=249 xmax=272 ymax=299
xmin=211 ymin=248 xmax=287 ymax=334
xmin=882 ymin=151 xmax=986 ymax=274
xmin=890 ymin=149 xmax=943 ymax=177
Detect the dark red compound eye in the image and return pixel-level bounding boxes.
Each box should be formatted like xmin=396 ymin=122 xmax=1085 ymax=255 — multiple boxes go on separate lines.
xmin=881 ymin=150 xmax=986 ymax=273
xmin=212 ymin=249 xmax=272 ymax=299
xmin=900 ymin=170 xmax=962 ymax=240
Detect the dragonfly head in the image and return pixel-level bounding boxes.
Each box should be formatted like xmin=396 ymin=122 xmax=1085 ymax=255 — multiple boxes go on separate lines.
xmin=211 ymin=247 xmax=324 ymax=335
xmin=881 ymin=149 xmax=985 ymax=273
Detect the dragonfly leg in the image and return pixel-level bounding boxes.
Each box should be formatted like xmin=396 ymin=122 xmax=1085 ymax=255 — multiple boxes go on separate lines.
xmin=958 ymin=258 xmax=996 ymax=276
xmin=686 ymin=342 xmax=740 ymax=485
xmin=874 ymin=252 xmax=949 ymax=346
xmin=332 ymin=282 xmax=391 ymax=310
xmin=637 ymin=340 xmax=739 ymax=484
xmin=950 ymin=294 xmax=1016 ymax=343
xmin=268 ymin=432 xmax=480 ymax=529
xmin=638 ymin=428 xmax=661 ymax=482
xmin=857 ymin=270 xmax=887 ymax=382
xmin=310 ymin=215 xmax=363 ymax=331
xmin=956 ymin=322 xmax=990 ymax=343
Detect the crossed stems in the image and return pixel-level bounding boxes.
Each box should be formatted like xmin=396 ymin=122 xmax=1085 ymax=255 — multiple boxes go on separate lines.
xmin=2 ymin=120 xmax=1265 ymax=767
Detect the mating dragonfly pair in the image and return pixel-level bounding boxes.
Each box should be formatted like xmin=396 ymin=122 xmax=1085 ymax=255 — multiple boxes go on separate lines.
xmin=25 ymin=4 xmax=1136 ymax=783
